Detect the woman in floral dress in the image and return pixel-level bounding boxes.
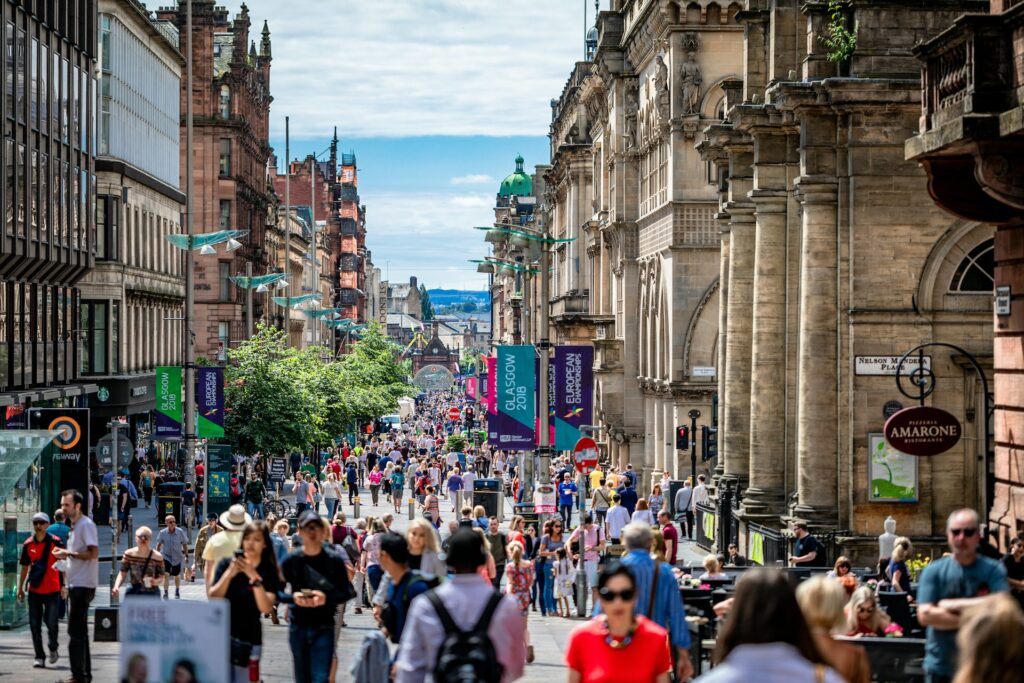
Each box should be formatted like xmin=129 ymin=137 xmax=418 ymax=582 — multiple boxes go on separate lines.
xmin=505 ymin=540 xmax=536 ymax=663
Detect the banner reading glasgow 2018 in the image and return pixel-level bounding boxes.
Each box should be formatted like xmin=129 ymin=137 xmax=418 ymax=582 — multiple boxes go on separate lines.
xmin=554 ymin=346 xmax=594 ymax=451
xmin=196 ymin=367 xmax=225 ymax=438
xmin=488 ymin=345 xmax=535 ymax=449
xmin=154 ymin=366 xmax=183 ymax=439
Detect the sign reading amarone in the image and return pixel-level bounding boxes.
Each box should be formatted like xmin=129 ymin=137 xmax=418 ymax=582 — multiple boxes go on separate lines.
xmin=883 ymin=406 xmax=962 ymax=457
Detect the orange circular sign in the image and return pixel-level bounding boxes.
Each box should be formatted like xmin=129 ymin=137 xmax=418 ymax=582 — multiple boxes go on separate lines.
xmin=47 ymin=416 xmax=82 ymax=450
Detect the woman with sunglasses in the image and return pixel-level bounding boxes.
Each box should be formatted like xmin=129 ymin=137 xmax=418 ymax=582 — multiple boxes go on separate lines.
xmin=538 ymin=518 xmax=566 ymax=616
xmin=845 ymin=586 xmax=890 ymax=637
xmin=565 ymin=562 xmax=672 ymax=682
xmin=111 ymin=526 xmax=165 ymax=598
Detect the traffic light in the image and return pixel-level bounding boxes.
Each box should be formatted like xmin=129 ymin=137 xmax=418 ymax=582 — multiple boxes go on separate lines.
xmin=702 ymin=426 xmax=718 ymax=462
xmin=675 ymin=425 xmax=690 ymax=450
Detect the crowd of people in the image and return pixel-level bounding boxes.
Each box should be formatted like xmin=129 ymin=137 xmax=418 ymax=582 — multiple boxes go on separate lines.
xmin=11 ymin=387 xmax=1024 ymax=683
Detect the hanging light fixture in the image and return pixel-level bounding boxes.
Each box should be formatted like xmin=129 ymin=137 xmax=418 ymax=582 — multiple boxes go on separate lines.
xmin=225 ymin=238 xmax=243 ymax=252
xmin=199 ymin=244 xmax=216 ymax=255
xmin=275 ymin=278 xmax=288 ymax=290
xmin=256 ymin=283 xmax=269 ymax=293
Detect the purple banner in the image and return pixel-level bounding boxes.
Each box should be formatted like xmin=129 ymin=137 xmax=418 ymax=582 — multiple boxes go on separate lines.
xmin=554 ymin=346 xmax=594 ymax=451
xmin=196 ymin=367 xmax=225 ymax=438
xmin=487 ymin=345 xmax=535 ymax=450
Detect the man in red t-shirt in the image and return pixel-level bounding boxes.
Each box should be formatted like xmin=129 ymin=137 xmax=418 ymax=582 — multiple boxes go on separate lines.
xmin=18 ymin=512 xmax=63 ymax=668
xmin=659 ymin=510 xmax=679 ymax=565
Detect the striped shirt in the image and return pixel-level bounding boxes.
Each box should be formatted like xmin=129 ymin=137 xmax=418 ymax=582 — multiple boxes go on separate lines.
xmin=597 ymin=549 xmax=690 ymax=650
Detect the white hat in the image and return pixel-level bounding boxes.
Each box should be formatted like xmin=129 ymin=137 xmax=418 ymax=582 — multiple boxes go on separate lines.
xmin=218 ymin=504 xmax=252 ymax=531
xmin=32 ymin=512 xmax=50 ymax=524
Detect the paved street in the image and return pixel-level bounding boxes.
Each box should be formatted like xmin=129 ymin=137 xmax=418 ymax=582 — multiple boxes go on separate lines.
xmin=0 ymin=477 xmax=706 ymax=681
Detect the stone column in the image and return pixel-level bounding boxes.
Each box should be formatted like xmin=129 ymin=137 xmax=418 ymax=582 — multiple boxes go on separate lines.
xmin=793 ymin=182 xmax=839 ymax=522
xmin=744 ymin=189 xmax=789 ymax=516
xmin=652 ymin=396 xmax=664 ymax=473
xmin=723 ymin=206 xmax=755 ymax=486
xmin=662 ymin=399 xmax=674 ymax=479
xmin=715 ymin=222 xmax=730 ymax=479
xmin=644 ymin=395 xmax=656 ymax=471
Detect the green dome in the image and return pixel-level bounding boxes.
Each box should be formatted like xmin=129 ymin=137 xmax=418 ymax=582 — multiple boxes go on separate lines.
xmin=498 ymin=155 xmax=533 ymax=198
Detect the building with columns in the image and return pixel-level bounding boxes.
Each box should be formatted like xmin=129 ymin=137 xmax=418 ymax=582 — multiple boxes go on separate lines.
xmin=80 ymin=0 xmax=186 ymax=445
xmin=700 ymin=0 xmax=992 ymax=559
xmin=906 ymin=0 xmax=1024 ymax=547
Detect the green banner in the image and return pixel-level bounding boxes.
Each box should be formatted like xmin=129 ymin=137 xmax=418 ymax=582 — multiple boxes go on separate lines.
xmin=154 ymin=366 xmax=183 ymax=439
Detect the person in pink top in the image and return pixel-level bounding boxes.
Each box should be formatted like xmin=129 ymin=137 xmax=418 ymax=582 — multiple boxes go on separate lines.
xmin=368 ymin=465 xmax=383 ymax=506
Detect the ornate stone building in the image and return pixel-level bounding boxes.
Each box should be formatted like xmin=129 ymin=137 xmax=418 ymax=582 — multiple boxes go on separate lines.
xmin=538 ymin=1 xmax=743 ymax=486
xmin=907 ymin=0 xmax=1024 ymax=546
xmin=701 ymin=0 xmax=992 ymax=558
xmin=154 ymin=1 xmax=274 ymax=359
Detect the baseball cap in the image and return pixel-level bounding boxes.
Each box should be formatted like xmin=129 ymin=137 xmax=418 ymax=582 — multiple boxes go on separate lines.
xmin=206 ymin=512 xmax=218 ymax=522
xmin=32 ymin=512 xmax=50 ymax=524
xmin=298 ymin=510 xmax=323 ymax=528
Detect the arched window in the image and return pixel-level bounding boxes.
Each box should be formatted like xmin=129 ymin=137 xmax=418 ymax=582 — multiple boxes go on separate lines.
xmin=949 ymin=238 xmax=994 ymax=292
xmin=219 ymin=85 xmax=231 ymax=119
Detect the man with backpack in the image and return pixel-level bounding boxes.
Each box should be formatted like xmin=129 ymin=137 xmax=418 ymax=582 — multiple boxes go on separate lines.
xmin=244 ymin=476 xmax=267 ymax=520
xmin=17 ymin=512 xmax=63 ymax=669
xmin=377 ymin=533 xmax=431 ymax=644
xmin=395 ymin=528 xmax=525 ymax=683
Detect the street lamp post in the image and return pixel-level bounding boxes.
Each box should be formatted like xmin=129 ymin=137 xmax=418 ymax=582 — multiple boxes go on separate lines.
xmin=184 ymin=0 xmax=196 ymax=488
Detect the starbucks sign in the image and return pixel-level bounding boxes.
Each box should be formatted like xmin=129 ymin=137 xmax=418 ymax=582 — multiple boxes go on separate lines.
xmin=96 ymin=387 xmax=110 ymax=402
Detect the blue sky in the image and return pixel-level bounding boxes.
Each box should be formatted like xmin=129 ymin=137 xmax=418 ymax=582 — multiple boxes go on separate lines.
xmin=215 ymin=1 xmax=599 ymax=289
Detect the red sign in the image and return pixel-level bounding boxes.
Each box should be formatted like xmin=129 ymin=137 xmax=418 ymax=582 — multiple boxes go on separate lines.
xmin=365 ymin=423 xmax=374 ymax=434
xmin=884 ymin=406 xmax=962 ymax=456
xmin=447 ymin=407 xmax=461 ymax=421
xmin=574 ymin=436 xmax=599 ymax=473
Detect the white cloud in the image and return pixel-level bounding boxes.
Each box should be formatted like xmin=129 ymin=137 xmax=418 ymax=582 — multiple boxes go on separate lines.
xmin=450 ymin=174 xmax=496 ymax=186
xmin=450 ymin=195 xmax=493 ymax=209
xmin=215 ymin=1 xmax=589 ymax=138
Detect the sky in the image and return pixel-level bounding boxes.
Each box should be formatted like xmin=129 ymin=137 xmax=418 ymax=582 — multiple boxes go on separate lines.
xmin=215 ymin=1 xmax=598 ymax=290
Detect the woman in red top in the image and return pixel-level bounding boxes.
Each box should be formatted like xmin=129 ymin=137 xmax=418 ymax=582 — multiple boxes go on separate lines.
xmin=845 ymin=586 xmax=890 ymax=637
xmin=565 ymin=562 xmax=672 ymax=683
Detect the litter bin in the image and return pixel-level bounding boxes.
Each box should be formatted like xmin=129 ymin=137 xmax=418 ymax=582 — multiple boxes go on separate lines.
xmin=156 ymin=481 xmax=184 ymax=525
xmin=472 ymin=478 xmax=503 ymax=521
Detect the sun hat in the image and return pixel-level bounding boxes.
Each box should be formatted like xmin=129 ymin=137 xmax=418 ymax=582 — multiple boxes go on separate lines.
xmin=219 ymin=504 xmax=252 ymax=531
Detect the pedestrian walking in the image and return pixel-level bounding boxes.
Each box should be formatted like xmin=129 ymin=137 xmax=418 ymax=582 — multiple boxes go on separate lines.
xmin=294 ymin=474 xmax=310 ymax=517
xmin=391 ymin=465 xmax=406 ymax=513
xmin=504 ymin=541 xmax=535 ymax=663
xmin=568 ymin=514 xmax=605 ymax=611
xmin=446 ymin=467 xmax=463 ymax=513
xmin=209 ymin=521 xmax=281 ymax=683
xmin=141 ymin=467 xmax=155 ymax=508
xmin=917 ymin=508 xmax=1009 ymax=682
xmin=323 ymin=472 xmax=342 ymax=520
xmin=52 ymin=489 xmax=99 ymax=683
xmin=605 ymin=494 xmax=631 ymax=544
xmin=486 ymin=517 xmax=509 ymax=590
xmin=111 ymin=526 xmax=164 ymax=599
xmin=596 ymin=523 xmax=693 ymax=681
xmin=368 ymin=465 xmax=382 ymax=505
xmin=156 ymin=515 xmax=189 ymax=599
xmin=17 ymin=512 xmax=62 ymax=669
xmin=363 ymin=519 xmax=386 ymax=593
xmin=244 ymin=475 xmax=268 ymax=520
xmin=649 ymin=483 xmax=664 ymax=518
xmin=279 ymin=511 xmax=355 ymax=683
xmin=203 ymin=504 xmax=252 ymax=591
xmin=673 ymin=479 xmax=694 ymax=539
xmin=377 ymin=533 xmax=432 ymax=644
xmin=565 ymin=562 xmax=673 ymax=682
xmin=346 ymin=461 xmax=359 ymax=506
xmin=557 ymin=472 xmax=578 ymax=529
xmin=406 ymin=518 xmax=447 ymax=580
xmin=395 ymin=528 xmax=526 ymax=683
xmin=631 ymin=498 xmax=655 ymax=526
xmin=191 ymin=513 xmax=220 ymax=582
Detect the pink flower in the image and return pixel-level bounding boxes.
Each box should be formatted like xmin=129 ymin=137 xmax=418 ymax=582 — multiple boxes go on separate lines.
xmin=699 ymin=583 xmax=712 ymax=590
xmin=884 ymin=623 xmax=904 ymax=638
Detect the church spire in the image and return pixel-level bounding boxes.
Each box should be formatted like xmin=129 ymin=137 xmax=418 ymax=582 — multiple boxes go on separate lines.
xmin=260 ymin=20 xmax=272 ymax=59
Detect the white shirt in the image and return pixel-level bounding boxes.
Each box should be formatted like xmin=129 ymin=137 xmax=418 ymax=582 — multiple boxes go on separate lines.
xmin=395 ymin=575 xmax=526 ymax=683
xmin=446 ymin=452 xmax=459 ymax=468
xmin=66 ymin=514 xmax=99 ymax=588
xmin=631 ymin=509 xmax=655 ymax=526
xmin=693 ymin=484 xmax=710 ymax=507
xmin=606 ymin=505 xmax=631 ymax=540
xmin=462 ymin=471 xmax=476 ymax=494
xmin=695 ymin=643 xmax=845 ymax=683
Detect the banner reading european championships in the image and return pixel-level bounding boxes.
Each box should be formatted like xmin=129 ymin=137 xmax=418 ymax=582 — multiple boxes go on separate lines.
xmin=488 ymin=345 xmax=535 ymax=449
xmin=554 ymin=346 xmax=594 ymax=451
xmin=154 ymin=366 xmax=183 ymax=439
xmin=196 ymin=367 xmax=225 ymax=438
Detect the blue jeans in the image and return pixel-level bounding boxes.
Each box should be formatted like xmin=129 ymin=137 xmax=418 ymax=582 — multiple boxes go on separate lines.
xmin=367 ymin=564 xmax=384 ymax=593
xmin=541 ymin=561 xmax=556 ymax=612
xmin=247 ymin=502 xmax=265 ymax=519
xmin=532 ymin=560 xmax=545 ymax=614
xmin=288 ymin=623 xmax=334 ymax=683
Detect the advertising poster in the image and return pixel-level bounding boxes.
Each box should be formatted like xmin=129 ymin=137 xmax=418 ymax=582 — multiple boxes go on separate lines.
xmin=466 ymin=376 xmax=478 ymax=400
xmin=206 ymin=444 xmax=233 ymax=517
xmin=533 ymin=482 xmax=557 ymax=514
xmin=154 ymin=366 xmax=183 ymax=439
xmin=554 ymin=346 xmax=594 ymax=451
xmin=119 ymin=598 xmax=230 ymax=683
xmin=488 ymin=345 xmax=536 ymax=449
xmin=196 ymin=367 xmax=225 ymax=438
xmin=28 ymin=408 xmax=90 ymax=500
xmin=869 ymin=433 xmax=918 ymax=502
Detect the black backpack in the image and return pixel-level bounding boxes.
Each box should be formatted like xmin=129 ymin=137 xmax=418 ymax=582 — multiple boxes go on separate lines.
xmin=427 ymin=590 xmax=503 ymax=683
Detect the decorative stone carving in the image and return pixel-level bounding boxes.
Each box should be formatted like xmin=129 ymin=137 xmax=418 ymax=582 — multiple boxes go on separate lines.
xmin=878 ymin=516 xmax=897 ymax=560
xmin=624 ymin=81 xmax=639 ymax=151
xmin=679 ymin=49 xmax=702 ymax=115
xmin=655 ymin=55 xmax=670 ymax=123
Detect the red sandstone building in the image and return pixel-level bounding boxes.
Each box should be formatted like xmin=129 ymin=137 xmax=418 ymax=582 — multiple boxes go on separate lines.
xmin=337 ymin=152 xmax=367 ymax=327
xmin=155 ymin=1 xmax=274 ymax=359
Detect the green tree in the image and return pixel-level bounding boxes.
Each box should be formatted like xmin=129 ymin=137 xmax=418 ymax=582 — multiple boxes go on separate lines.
xmin=420 ymin=285 xmax=435 ymax=320
xmin=460 ymin=300 xmax=477 ymax=313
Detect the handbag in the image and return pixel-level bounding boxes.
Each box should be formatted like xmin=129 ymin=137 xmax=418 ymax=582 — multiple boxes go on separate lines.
xmin=230 ymin=637 xmax=254 ymax=667
xmin=27 ymin=537 xmax=54 ymax=588
xmin=125 ymin=551 xmax=159 ymax=595
xmin=304 ymin=556 xmax=356 ymax=605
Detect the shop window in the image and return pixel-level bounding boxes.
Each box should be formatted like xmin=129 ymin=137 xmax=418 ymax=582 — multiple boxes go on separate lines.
xmin=218 ymin=262 xmax=231 ymax=302
xmin=950 ymin=239 xmax=995 ymax=293
xmin=219 ymin=139 xmax=231 ymax=177
xmin=80 ymin=300 xmax=108 ymax=375
xmin=219 ymin=85 xmax=231 ymax=119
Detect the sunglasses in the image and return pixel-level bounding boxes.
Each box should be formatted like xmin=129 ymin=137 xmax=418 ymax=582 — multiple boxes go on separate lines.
xmin=598 ymin=587 xmax=636 ymax=602
xmin=950 ymin=527 xmax=977 ymax=538
xmin=32 ymin=520 xmax=48 ymax=525
xmin=137 ymin=534 xmax=151 ymax=540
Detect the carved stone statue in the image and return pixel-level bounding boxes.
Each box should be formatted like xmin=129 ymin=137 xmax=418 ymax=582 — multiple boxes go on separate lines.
xmin=878 ymin=516 xmax=897 ymax=560
xmin=680 ymin=49 xmax=702 ymax=115
xmin=624 ymin=83 xmax=639 ymax=150
xmin=654 ymin=55 xmax=670 ymax=121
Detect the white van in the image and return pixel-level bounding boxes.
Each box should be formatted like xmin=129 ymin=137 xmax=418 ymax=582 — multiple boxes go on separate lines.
xmin=381 ymin=414 xmax=402 ymax=430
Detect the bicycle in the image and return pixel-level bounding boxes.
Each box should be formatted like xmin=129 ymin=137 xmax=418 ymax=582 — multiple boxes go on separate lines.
xmin=265 ymin=496 xmax=295 ymax=519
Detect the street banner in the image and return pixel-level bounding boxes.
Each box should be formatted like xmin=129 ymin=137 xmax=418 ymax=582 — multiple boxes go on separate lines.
xmin=466 ymin=376 xmax=478 ymax=400
xmin=196 ymin=367 xmax=225 ymax=438
xmin=28 ymin=408 xmax=89 ymax=500
xmin=206 ymin=444 xmax=233 ymax=517
xmin=488 ymin=345 xmax=535 ymax=449
xmin=554 ymin=346 xmax=594 ymax=451
xmin=154 ymin=366 xmax=183 ymax=439
xmin=486 ymin=356 xmax=497 ymax=415
xmin=533 ymin=357 xmax=556 ymax=446
xmin=120 ymin=598 xmax=230 ymax=683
